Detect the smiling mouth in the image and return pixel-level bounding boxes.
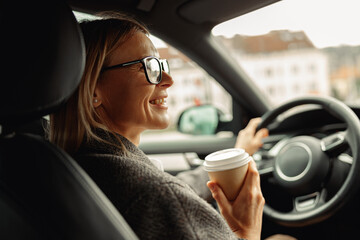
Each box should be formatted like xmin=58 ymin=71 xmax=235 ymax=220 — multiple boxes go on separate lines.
xmin=150 ymin=98 xmax=166 ymax=105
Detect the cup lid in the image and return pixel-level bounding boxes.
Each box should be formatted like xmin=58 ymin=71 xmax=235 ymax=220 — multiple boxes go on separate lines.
xmin=203 ymin=148 xmax=252 ymax=172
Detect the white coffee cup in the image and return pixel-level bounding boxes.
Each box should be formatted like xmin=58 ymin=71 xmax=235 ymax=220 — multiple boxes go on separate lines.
xmin=204 ymin=148 xmax=252 ymax=201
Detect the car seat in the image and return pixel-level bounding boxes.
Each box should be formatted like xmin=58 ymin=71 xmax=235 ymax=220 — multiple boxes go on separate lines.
xmin=0 ymin=1 xmax=138 ymax=239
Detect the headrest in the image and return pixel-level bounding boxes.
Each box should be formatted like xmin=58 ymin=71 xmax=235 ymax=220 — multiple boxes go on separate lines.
xmin=0 ymin=1 xmax=85 ymax=126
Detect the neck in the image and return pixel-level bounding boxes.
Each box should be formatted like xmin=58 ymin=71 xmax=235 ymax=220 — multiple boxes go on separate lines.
xmin=117 ymin=129 xmax=142 ymax=146
xmin=110 ymin=124 xmax=145 ymax=146
xmin=96 ymin=110 xmax=144 ymax=146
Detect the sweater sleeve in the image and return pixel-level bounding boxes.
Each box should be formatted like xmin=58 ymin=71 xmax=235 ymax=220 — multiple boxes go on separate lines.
xmin=176 ymin=165 xmax=213 ymax=201
xmin=125 ymin=179 xmax=238 ymax=240
xmin=76 ymin=154 xmax=237 ymax=240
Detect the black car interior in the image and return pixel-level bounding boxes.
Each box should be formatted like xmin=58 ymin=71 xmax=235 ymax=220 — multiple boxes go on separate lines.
xmin=0 ymin=2 xmax=138 ymax=239
xmin=2 ymin=0 xmax=360 ymax=239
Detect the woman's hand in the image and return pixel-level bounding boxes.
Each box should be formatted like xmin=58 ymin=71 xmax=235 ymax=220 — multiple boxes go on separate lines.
xmin=235 ymin=118 xmax=269 ymax=155
xmin=207 ymin=160 xmax=265 ymax=240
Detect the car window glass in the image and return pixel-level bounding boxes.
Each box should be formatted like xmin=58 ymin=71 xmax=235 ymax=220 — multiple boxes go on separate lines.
xmin=212 ymin=0 xmax=360 ymax=107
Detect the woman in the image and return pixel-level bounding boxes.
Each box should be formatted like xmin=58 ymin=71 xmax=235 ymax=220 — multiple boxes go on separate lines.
xmin=50 ymin=13 xmax=267 ymax=240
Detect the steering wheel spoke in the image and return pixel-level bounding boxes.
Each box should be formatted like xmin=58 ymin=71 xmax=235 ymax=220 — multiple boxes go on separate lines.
xmin=337 ymin=153 xmax=353 ymax=165
xmin=320 ymin=130 xmax=348 ymax=154
xmin=293 ymin=191 xmax=325 ymax=213
xmin=256 ymin=158 xmax=275 ymax=178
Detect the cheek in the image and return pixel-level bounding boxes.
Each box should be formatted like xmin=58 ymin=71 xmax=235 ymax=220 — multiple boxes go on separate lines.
xmin=98 ymin=77 xmax=131 ymax=113
xmin=105 ymin=84 xmax=154 ymax=119
xmin=98 ymin=72 xmax=156 ymax=124
xmin=100 ymin=73 xmax=133 ymax=102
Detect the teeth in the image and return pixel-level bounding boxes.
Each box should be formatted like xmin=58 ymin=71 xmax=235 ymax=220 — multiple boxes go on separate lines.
xmin=150 ymin=98 xmax=165 ymax=104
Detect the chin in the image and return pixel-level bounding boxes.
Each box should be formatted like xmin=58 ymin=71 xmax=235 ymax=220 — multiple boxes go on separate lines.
xmin=150 ymin=118 xmax=170 ymax=130
xmin=146 ymin=114 xmax=170 ymax=130
xmin=156 ymin=121 xmax=170 ymax=129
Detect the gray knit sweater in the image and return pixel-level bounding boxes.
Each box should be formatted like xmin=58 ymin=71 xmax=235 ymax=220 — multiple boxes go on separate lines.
xmin=75 ymin=130 xmax=237 ymax=240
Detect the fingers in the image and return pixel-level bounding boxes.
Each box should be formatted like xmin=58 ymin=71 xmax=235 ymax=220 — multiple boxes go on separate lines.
xmin=232 ymin=163 xmax=265 ymax=223
xmin=255 ymin=128 xmax=269 ymax=139
xmin=207 ymin=181 xmax=230 ymax=213
xmin=238 ymin=118 xmax=268 ymax=154
xmin=241 ymin=117 xmax=268 ymax=138
xmin=244 ymin=118 xmax=262 ymax=135
xmin=234 ymin=160 xmax=261 ymax=201
xmin=245 ymin=160 xmax=261 ymax=186
xmin=254 ymin=128 xmax=269 ymax=145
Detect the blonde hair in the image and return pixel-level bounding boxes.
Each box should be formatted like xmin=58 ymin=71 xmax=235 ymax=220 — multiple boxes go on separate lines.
xmin=49 ymin=13 xmax=149 ymax=156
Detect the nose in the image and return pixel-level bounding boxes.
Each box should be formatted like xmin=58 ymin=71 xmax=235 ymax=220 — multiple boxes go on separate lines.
xmin=158 ymin=71 xmax=173 ymax=88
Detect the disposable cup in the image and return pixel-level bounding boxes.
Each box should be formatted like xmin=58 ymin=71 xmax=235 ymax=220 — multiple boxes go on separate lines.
xmin=204 ymin=148 xmax=252 ymax=201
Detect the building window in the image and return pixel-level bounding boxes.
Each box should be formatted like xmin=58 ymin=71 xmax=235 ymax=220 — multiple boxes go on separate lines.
xmin=309 ymin=81 xmax=317 ymax=91
xmin=308 ymin=64 xmax=316 ymax=73
xmin=292 ymin=65 xmax=299 ymax=75
xmin=265 ymin=68 xmax=273 ymax=78
xmin=267 ymin=86 xmax=275 ymax=95
xmin=293 ymin=84 xmax=300 ymax=93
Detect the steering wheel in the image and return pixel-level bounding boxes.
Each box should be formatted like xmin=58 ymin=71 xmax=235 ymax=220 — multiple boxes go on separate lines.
xmin=256 ymin=96 xmax=360 ymax=227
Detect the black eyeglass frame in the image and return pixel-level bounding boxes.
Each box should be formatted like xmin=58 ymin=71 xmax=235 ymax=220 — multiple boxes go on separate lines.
xmin=102 ymin=56 xmax=170 ymax=85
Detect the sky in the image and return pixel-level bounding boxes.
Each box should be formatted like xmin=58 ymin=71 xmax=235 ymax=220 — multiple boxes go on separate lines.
xmin=212 ymin=0 xmax=360 ymax=48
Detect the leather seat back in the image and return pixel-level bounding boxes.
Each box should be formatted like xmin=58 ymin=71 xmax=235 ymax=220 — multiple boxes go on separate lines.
xmin=0 ymin=2 xmax=138 ymax=239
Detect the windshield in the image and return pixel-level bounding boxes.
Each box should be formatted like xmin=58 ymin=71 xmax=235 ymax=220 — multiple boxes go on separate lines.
xmin=212 ymin=0 xmax=360 ymax=107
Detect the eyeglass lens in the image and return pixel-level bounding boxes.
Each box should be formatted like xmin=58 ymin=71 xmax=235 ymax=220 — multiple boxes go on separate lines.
xmin=160 ymin=60 xmax=170 ymax=74
xmin=144 ymin=58 xmax=170 ymax=84
xmin=145 ymin=58 xmax=161 ymax=83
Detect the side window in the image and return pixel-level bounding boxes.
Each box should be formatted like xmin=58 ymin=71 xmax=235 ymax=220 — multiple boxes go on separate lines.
xmin=141 ymin=36 xmax=233 ymax=139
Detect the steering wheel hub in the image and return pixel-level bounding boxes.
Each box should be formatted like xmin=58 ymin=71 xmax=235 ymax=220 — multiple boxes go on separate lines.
xmin=273 ymin=136 xmax=329 ymax=196
xmin=276 ymin=142 xmax=311 ymax=181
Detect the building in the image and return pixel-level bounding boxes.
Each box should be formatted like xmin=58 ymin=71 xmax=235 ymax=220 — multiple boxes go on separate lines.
xmin=218 ymin=30 xmax=330 ymax=105
xmin=323 ymin=45 xmax=360 ymax=103
xmin=330 ymin=66 xmax=360 ymax=102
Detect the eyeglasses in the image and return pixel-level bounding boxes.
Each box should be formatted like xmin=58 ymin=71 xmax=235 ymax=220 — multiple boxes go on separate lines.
xmin=102 ymin=56 xmax=170 ymax=84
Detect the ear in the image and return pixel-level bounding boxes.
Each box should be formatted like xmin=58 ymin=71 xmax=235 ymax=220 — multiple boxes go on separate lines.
xmin=93 ymin=86 xmax=102 ymax=108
